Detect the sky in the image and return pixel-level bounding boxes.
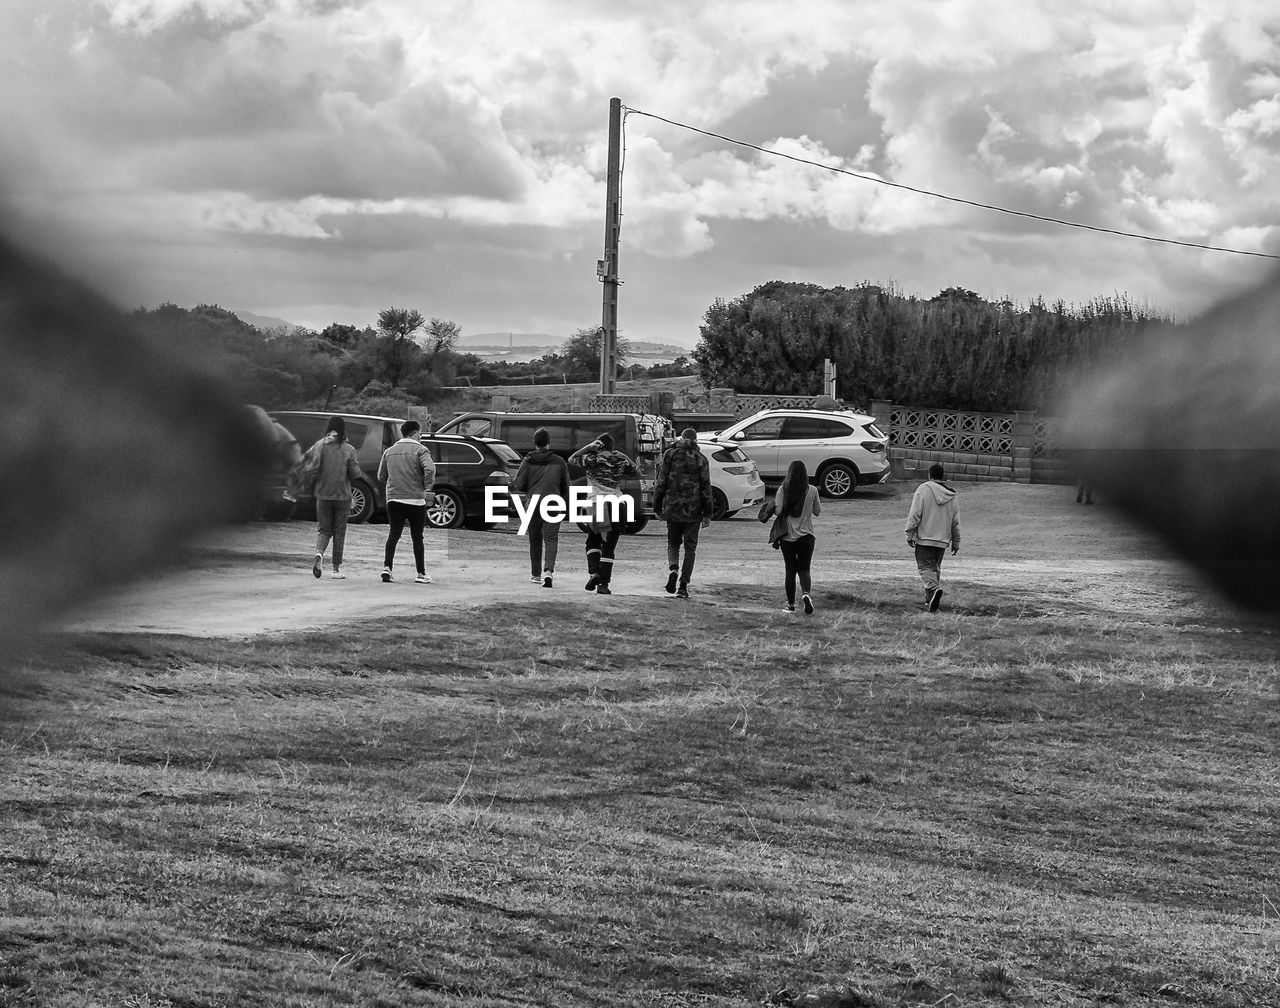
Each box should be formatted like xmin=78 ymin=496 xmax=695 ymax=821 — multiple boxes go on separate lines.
xmin=2 ymin=0 xmax=1277 ymax=348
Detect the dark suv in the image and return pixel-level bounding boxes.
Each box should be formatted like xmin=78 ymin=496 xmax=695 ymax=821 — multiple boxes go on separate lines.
xmin=418 ymin=434 xmax=523 ymax=529
xmin=268 ymin=411 xmax=404 ymax=522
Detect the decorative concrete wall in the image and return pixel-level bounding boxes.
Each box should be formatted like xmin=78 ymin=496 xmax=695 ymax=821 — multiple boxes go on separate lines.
xmin=869 ymin=400 xmax=1072 ymax=485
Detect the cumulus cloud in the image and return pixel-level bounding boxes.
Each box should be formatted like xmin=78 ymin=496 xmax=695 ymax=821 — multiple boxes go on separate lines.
xmin=0 ymin=0 xmax=1276 ymax=340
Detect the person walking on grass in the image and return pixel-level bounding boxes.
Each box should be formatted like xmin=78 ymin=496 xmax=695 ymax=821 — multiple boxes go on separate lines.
xmin=309 ymin=416 xmax=363 ymax=580
xmin=653 ymin=427 xmax=713 ymax=600
xmin=905 ymin=462 xmax=961 ymax=612
xmin=377 ymin=420 xmax=435 ymax=585
xmin=768 ymin=460 xmax=821 ymax=615
xmin=513 ymin=427 xmax=571 ymax=588
xmin=568 ymin=432 xmax=639 ymax=596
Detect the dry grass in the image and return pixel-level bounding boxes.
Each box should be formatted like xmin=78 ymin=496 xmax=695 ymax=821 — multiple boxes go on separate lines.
xmin=2 ymin=575 xmax=1278 ymax=1006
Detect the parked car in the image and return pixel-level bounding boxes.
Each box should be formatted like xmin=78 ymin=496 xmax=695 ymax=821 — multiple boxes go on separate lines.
xmin=242 ymin=405 xmax=302 ymax=522
xmin=699 ymin=409 xmax=890 ymax=498
xmin=417 ymin=434 xmax=523 ymax=530
xmin=434 ymin=411 xmax=674 ymax=534
xmin=267 ymin=411 xmax=404 ymax=522
xmin=697 ymin=439 xmax=766 ymax=519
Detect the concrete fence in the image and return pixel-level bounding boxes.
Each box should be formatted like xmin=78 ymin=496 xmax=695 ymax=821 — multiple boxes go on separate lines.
xmin=869 ymin=401 xmax=1075 ymax=485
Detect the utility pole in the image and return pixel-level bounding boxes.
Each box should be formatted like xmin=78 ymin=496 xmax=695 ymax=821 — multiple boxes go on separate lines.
xmin=598 ymin=97 xmax=622 ymax=394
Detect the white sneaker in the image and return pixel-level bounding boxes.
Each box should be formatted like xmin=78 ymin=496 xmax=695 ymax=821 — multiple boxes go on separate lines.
xmin=415 ymin=572 xmax=432 ymax=584
xmin=330 ymin=569 xmax=346 ymax=580
xmin=530 ymin=575 xmax=542 ymax=584
xmin=381 ymin=567 xmax=394 ymax=583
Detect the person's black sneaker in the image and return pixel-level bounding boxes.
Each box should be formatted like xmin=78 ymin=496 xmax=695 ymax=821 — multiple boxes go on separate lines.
xmin=928 ymin=587 xmax=944 ymax=612
xmin=312 ymin=554 xmax=322 ymax=579
xmin=665 ymin=570 xmax=678 ymax=595
xmin=382 ymin=567 xmax=394 ymax=583
xmin=585 ymin=575 xmax=599 ymax=591
xmin=542 ymin=573 xmax=554 ymax=588
xmin=596 ymin=584 xmax=612 ymax=595
xmin=676 ymin=582 xmax=689 ymax=599
xmin=802 ymin=593 xmax=814 ymax=615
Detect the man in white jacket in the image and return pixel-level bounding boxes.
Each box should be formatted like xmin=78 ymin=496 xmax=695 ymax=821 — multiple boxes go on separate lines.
xmin=905 ymin=463 xmax=961 ymax=612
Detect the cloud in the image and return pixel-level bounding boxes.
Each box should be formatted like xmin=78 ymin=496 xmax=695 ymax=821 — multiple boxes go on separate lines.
xmin=1 ymin=0 xmax=1277 ymax=344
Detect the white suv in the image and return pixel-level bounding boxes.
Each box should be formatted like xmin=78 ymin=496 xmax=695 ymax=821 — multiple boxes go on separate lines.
xmin=698 ymin=439 xmax=766 ymax=519
xmin=701 ymin=409 xmax=890 ymax=498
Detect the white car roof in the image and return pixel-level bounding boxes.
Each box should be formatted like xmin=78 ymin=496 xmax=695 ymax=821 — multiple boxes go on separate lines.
xmin=730 ymin=408 xmax=877 ymax=424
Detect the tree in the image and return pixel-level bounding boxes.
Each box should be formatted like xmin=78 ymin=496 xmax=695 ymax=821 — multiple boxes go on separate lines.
xmin=559 ymin=326 xmax=632 ymax=378
xmin=376 ymin=307 xmax=425 ymax=388
xmin=422 ymin=317 xmax=460 ymax=366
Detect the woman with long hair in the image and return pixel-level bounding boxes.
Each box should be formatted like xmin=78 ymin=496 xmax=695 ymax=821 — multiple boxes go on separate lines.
xmin=773 ymin=460 xmax=821 ymax=614
xmin=308 ymin=415 xmax=363 ymax=580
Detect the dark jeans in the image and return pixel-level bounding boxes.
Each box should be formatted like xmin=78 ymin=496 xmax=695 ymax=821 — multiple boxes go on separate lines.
xmin=585 ymin=525 xmax=622 ymax=585
xmin=527 ymin=513 xmax=562 ymax=576
xmin=779 ymin=534 xmax=816 ymax=605
xmin=914 ymin=544 xmax=945 ymax=600
xmin=384 ymin=501 xmax=426 ymax=574
xmin=315 ymin=498 xmax=351 ymax=569
xmin=666 ymin=520 xmax=701 ymax=584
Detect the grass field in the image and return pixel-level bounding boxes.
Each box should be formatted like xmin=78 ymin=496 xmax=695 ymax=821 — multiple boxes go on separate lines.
xmin=3 ymin=507 xmax=1279 ymax=1006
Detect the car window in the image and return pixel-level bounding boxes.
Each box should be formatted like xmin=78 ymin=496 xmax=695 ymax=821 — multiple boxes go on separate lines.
xmin=738 ymin=417 xmax=784 ymax=440
xmin=811 ymin=419 xmax=855 ymax=439
xmin=343 ymin=422 xmax=368 ymax=450
xmin=863 ymin=422 xmax=886 ymax=439
xmin=487 ymin=442 xmax=523 ymax=464
xmin=426 ymin=441 xmax=483 ymax=464
xmin=779 ymin=417 xmax=819 ymax=439
xmin=453 ymin=418 xmax=492 ymax=437
xmin=383 ymin=422 xmax=401 ymax=447
xmin=501 ymin=420 xmax=574 ymax=452
xmin=273 ymin=415 xmax=327 ymax=448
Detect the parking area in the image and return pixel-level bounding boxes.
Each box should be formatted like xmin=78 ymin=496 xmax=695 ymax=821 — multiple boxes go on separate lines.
xmin=61 ymin=482 xmax=1208 ymax=637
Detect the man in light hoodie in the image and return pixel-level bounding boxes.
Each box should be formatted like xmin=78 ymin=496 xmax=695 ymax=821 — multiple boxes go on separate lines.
xmin=377 ymin=420 xmax=436 ymax=584
xmin=905 ymin=463 xmax=961 ymax=612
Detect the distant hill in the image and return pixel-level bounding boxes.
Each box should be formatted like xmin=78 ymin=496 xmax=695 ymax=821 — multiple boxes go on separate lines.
xmin=234 ymin=310 xmax=303 ymax=333
xmin=463 ymin=332 xmax=690 ymax=356
xmin=463 ymin=332 xmax=559 ymax=350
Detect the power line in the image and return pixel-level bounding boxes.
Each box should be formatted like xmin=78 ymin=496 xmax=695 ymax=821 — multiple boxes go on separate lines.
xmin=623 ymin=105 xmax=1280 ymax=260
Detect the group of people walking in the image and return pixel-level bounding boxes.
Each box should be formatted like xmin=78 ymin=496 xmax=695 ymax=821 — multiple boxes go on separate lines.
xmin=296 ymin=417 xmax=962 ymax=612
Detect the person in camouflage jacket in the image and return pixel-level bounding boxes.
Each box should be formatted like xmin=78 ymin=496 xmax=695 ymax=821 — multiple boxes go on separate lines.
xmin=568 ymin=433 xmax=639 ymax=595
xmin=653 ymin=428 xmax=714 ymax=599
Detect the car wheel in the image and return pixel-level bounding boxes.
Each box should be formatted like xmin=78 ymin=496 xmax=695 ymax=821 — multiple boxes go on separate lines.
xmin=349 ymin=482 xmax=376 ymax=523
xmin=621 ymin=517 xmax=649 ymax=535
xmin=818 ymin=462 xmax=858 ymax=499
xmin=710 ymin=488 xmax=730 ymax=521
xmin=426 ymin=489 xmax=465 ymax=529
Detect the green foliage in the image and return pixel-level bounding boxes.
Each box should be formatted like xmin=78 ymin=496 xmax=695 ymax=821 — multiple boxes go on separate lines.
xmin=692 ymin=282 xmax=1170 ymax=411
xmin=559 ymin=326 xmax=633 ymax=376
xmin=131 ymin=304 xmax=467 ymax=410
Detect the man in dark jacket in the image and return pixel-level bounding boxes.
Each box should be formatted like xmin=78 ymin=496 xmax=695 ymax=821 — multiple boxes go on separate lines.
xmin=653 ymin=428 xmax=714 ymax=599
xmin=512 ymin=427 xmax=572 ymax=588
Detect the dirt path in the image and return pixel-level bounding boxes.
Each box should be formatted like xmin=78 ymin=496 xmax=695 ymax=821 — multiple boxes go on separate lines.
xmin=61 ymin=483 xmax=1211 ymax=637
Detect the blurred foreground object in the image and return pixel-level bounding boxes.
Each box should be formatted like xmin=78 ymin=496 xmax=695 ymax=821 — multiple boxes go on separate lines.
xmin=0 ymin=232 xmax=271 ymax=658
xmin=1063 ymin=268 xmax=1280 ymax=614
